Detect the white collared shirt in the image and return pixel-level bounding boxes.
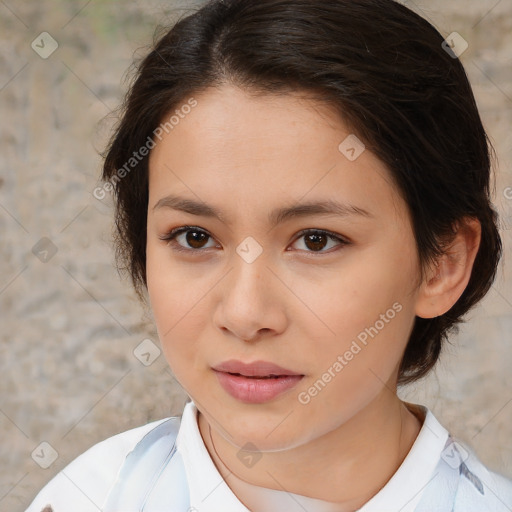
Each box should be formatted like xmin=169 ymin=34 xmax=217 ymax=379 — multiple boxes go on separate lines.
xmin=25 ymin=400 xmax=512 ymax=512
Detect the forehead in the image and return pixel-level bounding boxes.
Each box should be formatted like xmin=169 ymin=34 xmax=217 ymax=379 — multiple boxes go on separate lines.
xmin=147 ymin=84 xmax=404 ymax=226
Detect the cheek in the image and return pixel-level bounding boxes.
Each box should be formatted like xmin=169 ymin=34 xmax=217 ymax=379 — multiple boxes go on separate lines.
xmin=294 ymin=250 xmax=414 ymax=340
xmin=290 ymin=249 xmax=417 ymax=386
xmin=146 ymin=243 xmax=198 ymax=323
xmin=146 ymin=244 xmax=222 ymax=385
xmin=146 ymin=247 xmax=196 ymax=355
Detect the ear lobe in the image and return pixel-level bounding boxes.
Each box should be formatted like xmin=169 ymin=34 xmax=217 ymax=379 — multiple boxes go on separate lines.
xmin=415 ymin=218 xmax=481 ymax=319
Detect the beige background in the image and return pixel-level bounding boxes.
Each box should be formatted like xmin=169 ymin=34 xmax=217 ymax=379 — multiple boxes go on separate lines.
xmin=0 ymin=1 xmax=511 ymax=510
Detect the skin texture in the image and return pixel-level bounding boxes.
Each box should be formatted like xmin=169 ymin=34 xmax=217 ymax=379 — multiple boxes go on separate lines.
xmin=145 ymin=84 xmax=481 ymax=509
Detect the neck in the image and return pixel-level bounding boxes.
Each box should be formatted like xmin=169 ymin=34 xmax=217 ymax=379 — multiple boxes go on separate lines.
xmin=198 ymin=390 xmax=422 ymax=510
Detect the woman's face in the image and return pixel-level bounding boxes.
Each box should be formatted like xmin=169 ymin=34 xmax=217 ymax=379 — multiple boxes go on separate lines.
xmin=146 ymin=84 xmax=423 ymax=451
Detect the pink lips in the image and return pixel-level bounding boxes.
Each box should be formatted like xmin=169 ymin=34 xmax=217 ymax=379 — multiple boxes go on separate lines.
xmin=212 ymin=359 xmax=304 ymax=403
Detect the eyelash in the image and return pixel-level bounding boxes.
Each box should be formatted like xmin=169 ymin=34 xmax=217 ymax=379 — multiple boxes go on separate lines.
xmin=158 ymin=225 xmax=350 ymax=255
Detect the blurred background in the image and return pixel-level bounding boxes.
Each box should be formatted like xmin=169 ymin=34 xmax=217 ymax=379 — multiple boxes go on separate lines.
xmin=0 ymin=0 xmax=511 ymax=510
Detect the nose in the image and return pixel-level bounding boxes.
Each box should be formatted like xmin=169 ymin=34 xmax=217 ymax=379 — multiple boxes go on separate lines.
xmin=213 ymin=253 xmax=288 ymax=343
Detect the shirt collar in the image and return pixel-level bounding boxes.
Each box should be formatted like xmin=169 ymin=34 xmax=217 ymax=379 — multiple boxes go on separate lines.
xmin=176 ymin=400 xmax=449 ymax=512
xmin=358 ymin=402 xmax=449 ymax=512
xmin=176 ymin=400 xmax=251 ymax=511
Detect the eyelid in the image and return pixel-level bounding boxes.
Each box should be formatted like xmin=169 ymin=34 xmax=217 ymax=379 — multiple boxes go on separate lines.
xmin=293 ymin=228 xmax=351 ymax=245
xmin=158 ymin=225 xmax=351 ymax=254
xmin=158 ymin=225 xmax=218 ymax=253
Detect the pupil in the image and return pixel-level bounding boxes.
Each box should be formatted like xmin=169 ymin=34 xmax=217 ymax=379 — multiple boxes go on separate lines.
xmin=306 ymin=233 xmax=326 ymax=251
xmin=187 ymin=231 xmax=208 ymax=249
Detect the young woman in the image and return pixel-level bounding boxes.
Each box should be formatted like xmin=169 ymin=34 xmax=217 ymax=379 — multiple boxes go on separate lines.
xmin=26 ymin=0 xmax=512 ymax=510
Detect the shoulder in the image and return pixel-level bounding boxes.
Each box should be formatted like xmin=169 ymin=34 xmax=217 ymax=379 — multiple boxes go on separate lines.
xmin=450 ymin=437 xmax=512 ymax=511
xmin=24 ymin=417 xmax=174 ymax=512
xmin=458 ymin=463 xmax=512 ymax=511
xmin=406 ymin=405 xmax=512 ymax=512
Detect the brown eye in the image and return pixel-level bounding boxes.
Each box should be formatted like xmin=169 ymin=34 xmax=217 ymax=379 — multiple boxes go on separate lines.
xmin=159 ymin=226 xmax=349 ymax=255
xmin=304 ymin=232 xmax=328 ymax=251
xmin=183 ymin=230 xmax=210 ymax=249
xmin=159 ymin=226 xmax=217 ymax=252
xmin=291 ymin=229 xmax=349 ymax=254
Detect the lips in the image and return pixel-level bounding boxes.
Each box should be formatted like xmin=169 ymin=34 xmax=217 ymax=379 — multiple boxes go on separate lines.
xmin=212 ymin=359 xmax=304 ymax=403
xmin=212 ymin=359 xmax=302 ymax=377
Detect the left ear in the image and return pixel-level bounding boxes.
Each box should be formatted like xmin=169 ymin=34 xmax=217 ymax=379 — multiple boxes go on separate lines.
xmin=415 ymin=217 xmax=481 ymax=319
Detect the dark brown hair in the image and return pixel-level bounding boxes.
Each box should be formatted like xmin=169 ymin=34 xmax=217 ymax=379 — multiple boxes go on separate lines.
xmin=101 ymin=0 xmax=502 ymax=385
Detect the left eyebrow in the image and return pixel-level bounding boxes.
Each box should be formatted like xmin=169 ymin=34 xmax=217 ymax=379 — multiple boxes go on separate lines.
xmin=152 ymin=194 xmax=374 ymax=227
xmin=269 ymin=199 xmax=373 ymax=226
